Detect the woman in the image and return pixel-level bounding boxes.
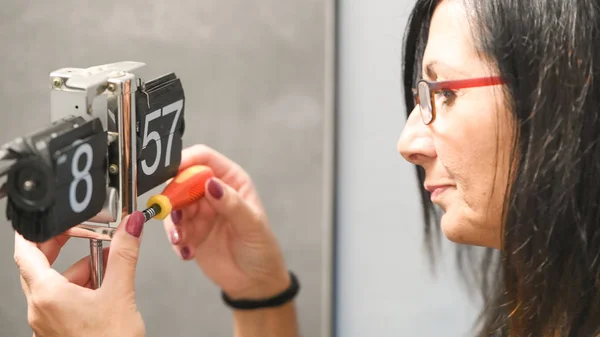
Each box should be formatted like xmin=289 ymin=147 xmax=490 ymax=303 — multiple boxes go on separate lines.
xmin=13 ymin=0 xmax=600 ymax=336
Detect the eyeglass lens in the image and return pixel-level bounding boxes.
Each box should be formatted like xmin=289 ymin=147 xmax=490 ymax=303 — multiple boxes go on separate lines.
xmin=418 ymin=81 xmax=433 ymax=124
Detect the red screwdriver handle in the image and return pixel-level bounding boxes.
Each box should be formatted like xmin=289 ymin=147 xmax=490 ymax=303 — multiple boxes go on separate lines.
xmin=164 ymin=165 xmax=215 ymax=209
xmin=146 ymin=165 xmax=215 ymax=220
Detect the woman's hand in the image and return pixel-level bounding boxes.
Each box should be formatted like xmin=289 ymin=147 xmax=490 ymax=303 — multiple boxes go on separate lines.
xmin=163 ymin=144 xmax=291 ymax=300
xmin=14 ymin=212 xmax=147 ymax=337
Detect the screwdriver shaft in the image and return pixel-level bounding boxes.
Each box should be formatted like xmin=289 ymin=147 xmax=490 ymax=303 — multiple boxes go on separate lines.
xmin=142 ymin=204 xmax=162 ymax=223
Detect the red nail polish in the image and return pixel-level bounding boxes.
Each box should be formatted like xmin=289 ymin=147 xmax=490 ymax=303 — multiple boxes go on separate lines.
xmin=126 ymin=211 xmax=145 ymax=237
xmin=207 ymin=179 xmax=223 ymax=199
xmin=181 ymin=246 xmax=191 ymax=260
xmin=171 ymin=210 xmax=182 ymax=224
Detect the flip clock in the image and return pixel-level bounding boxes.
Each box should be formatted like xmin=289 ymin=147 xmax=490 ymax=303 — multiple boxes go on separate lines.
xmin=0 ymin=61 xmax=186 ymax=288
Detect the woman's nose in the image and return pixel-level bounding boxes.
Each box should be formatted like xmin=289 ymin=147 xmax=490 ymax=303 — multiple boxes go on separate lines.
xmin=397 ymin=106 xmax=437 ymax=166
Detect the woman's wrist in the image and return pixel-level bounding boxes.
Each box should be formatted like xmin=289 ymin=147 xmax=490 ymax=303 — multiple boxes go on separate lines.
xmin=232 ymin=301 xmax=300 ymax=337
xmin=223 ymin=271 xmax=300 ymax=312
xmin=225 ymin=270 xmax=292 ymax=301
xmin=226 ymin=271 xmax=300 ymax=336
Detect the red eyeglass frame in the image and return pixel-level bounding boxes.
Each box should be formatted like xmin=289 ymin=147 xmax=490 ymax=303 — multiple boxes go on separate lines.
xmin=412 ymin=76 xmax=505 ymax=124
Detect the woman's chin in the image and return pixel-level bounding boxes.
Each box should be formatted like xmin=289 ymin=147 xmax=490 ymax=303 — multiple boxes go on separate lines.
xmin=439 ymin=209 xmax=494 ymax=248
xmin=439 ymin=211 xmax=469 ymax=245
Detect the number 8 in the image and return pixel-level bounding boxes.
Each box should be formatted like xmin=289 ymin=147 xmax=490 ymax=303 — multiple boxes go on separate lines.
xmin=69 ymin=142 xmax=93 ymax=213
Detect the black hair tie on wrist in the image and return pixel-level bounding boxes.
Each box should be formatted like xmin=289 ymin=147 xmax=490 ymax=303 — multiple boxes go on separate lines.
xmin=221 ymin=271 xmax=300 ymax=310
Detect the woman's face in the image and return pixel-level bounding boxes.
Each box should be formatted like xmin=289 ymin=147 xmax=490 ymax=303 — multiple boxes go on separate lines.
xmin=398 ymin=0 xmax=514 ymax=249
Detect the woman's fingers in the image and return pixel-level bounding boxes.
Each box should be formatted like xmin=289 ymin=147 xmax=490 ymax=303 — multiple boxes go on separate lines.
xmin=163 ymin=199 xmax=215 ymax=260
xmin=163 ymin=199 xmax=201 ymax=246
xmin=62 ymin=247 xmax=111 ymax=288
xmin=163 ymin=145 xmax=265 ymax=262
xmin=62 ymin=255 xmax=91 ymax=287
xmin=14 ymin=233 xmax=55 ymax=292
xmin=102 ymin=212 xmax=145 ymax=295
xmin=37 ymin=233 xmax=71 ymax=266
xmin=202 ymin=177 xmax=265 ymax=236
xmin=163 ymin=177 xmax=265 ymax=261
xmin=178 ymin=144 xmax=237 ymax=178
xmin=165 ymin=217 xmax=213 ymax=261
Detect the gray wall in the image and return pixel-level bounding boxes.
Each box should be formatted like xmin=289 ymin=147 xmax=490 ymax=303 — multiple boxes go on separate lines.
xmin=0 ymin=1 xmax=333 ymax=337
xmin=334 ymin=0 xmax=480 ymax=336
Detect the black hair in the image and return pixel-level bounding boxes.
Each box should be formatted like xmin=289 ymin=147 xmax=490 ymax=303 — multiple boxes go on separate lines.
xmin=402 ymin=0 xmax=600 ymax=336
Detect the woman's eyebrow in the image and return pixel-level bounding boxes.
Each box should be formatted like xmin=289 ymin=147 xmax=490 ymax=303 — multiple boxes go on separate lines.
xmin=423 ymin=60 xmax=469 ymax=79
xmin=424 ymin=61 xmax=438 ymax=79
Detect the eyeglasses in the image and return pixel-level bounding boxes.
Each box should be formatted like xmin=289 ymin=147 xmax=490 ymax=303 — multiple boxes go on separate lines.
xmin=412 ymin=76 xmax=505 ymax=124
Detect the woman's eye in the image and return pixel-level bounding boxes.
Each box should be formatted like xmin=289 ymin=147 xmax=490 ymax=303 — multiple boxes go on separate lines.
xmin=435 ymin=89 xmax=457 ymax=105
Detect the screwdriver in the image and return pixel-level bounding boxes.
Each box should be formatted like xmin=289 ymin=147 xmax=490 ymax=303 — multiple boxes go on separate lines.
xmin=142 ymin=165 xmax=215 ymax=222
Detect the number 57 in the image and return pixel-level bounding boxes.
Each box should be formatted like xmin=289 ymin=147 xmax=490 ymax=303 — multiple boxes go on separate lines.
xmin=140 ymin=99 xmax=184 ymax=176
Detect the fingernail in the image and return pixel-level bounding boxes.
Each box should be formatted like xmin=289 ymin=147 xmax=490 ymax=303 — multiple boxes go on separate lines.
xmin=170 ymin=228 xmax=180 ymax=244
xmin=207 ymin=178 xmax=223 ymax=199
xmin=126 ymin=211 xmax=145 ymax=238
xmin=180 ymin=246 xmax=191 ymax=260
xmin=171 ymin=210 xmax=182 ymax=224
